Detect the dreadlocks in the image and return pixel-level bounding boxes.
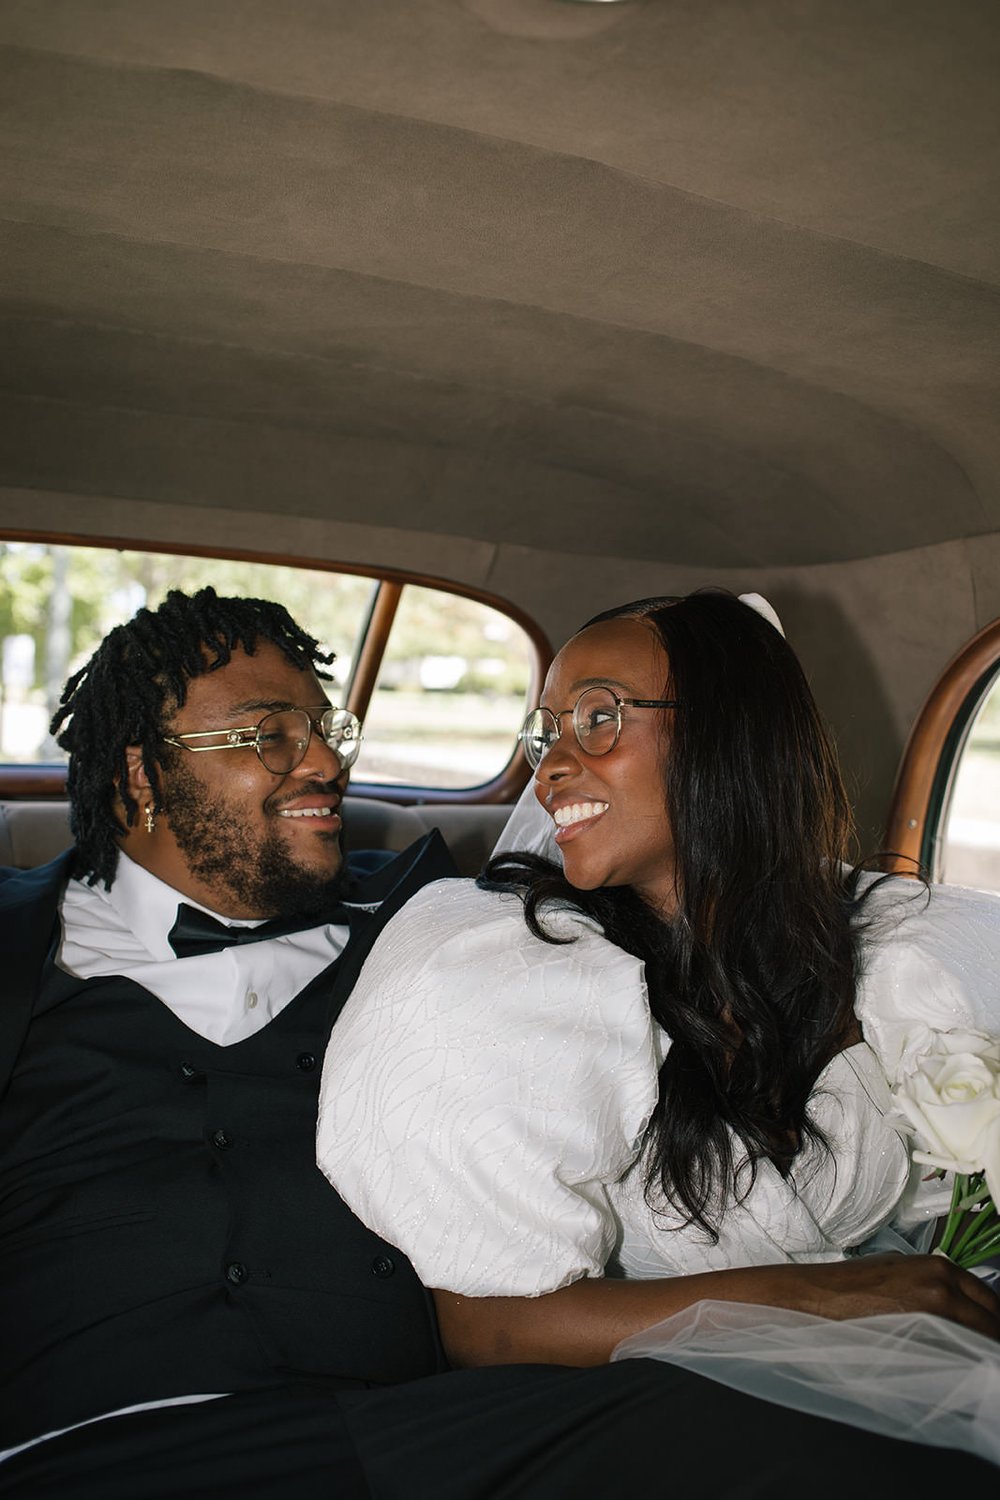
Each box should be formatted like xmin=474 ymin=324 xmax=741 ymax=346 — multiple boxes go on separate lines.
xmin=50 ymin=586 xmax=335 ymax=889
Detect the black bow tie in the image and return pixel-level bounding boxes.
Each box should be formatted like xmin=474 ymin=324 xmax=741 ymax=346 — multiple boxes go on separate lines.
xmin=167 ymin=902 xmax=353 ymax=959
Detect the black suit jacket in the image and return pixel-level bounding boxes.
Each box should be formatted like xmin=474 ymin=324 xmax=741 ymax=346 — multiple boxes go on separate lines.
xmin=0 ymin=848 xmax=75 ymax=1102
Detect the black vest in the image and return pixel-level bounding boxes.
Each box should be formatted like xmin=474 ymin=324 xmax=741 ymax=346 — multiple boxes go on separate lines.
xmin=1 ymin=844 xmax=453 ymax=1449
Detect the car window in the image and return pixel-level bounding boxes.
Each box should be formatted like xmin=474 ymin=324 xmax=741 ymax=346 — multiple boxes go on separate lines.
xmin=360 ymin=584 xmax=533 ymax=790
xmin=0 ymin=538 xmax=540 ymax=797
xmin=885 ymin=618 xmax=1000 ymax=892
xmin=940 ymin=673 xmax=1000 ymax=894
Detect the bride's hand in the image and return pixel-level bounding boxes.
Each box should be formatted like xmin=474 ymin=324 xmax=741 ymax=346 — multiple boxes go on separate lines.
xmin=778 ymin=1252 xmax=1000 ymax=1340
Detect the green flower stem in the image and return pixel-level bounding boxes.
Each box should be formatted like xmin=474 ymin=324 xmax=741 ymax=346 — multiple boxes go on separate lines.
xmin=935 ymin=1173 xmax=967 ymax=1259
xmin=933 ymin=1172 xmax=1000 ymax=1270
xmin=957 ymin=1180 xmax=992 ymax=1212
xmin=952 ymin=1198 xmax=997 ymax=1263
xmin=960 ymin=1231 xmax=1000 ymax=1271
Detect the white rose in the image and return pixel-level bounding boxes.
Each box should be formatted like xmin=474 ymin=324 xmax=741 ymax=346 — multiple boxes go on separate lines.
xmin=876 ymin=1022 xmax=998 ymax=1086
xmin=930 ymin=1028 xmax=1000 ymax=1066
xmin=982 ymin=1116 xmax=1000 ymax=1209
xmin=892 ymin=1030 xmax=1000 ymax=1182
xmin=880 ymin=1018 xmax=939 ymax=1084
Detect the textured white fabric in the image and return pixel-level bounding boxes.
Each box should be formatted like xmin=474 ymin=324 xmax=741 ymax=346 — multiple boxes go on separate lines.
xmin=318 ymin=875 xmax=1000 ymax=1296
xmin=318 ymin=880 xmax=657 ymax=1294
xmin=854 ymin=878 xmax=1000 ymax=1077
xmin=606 ymin=1043 xmax=908 ymax=1279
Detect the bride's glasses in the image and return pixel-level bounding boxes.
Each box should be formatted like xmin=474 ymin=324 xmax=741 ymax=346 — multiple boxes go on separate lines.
xmin=518 ymin=686 xmax=679 ymax=769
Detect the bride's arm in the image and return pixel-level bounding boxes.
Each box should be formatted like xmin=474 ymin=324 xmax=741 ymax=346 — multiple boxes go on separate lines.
xmin=433 ymin=1254 xmax=1000 ymax=1367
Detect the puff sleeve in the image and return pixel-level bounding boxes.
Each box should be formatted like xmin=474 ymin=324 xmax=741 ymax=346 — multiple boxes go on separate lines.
xmin=317 ymin=879 xmax=659 ymax=1296
xmin=855 ymin=877 xmax=1000 ymax=1084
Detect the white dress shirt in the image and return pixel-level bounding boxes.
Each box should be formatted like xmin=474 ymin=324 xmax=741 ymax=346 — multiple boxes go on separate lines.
xmin=58 ymin=852 xmax=352 ymax=1044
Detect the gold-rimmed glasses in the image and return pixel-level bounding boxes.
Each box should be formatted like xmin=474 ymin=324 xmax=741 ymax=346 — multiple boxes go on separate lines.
xmin=163 ymin=706 xmax=363 ymax=774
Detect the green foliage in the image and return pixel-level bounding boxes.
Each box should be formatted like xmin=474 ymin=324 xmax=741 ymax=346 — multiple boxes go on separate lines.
xmin=0 ymin=543 xmax=375 ymax=689
xmin=0 ymin=543 xmax=534 ymax=781
xmin=0 ymin=541 xmax=54 ymax=660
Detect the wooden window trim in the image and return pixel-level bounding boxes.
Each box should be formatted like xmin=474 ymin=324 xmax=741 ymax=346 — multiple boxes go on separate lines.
xmin=0 ymin=529 xmax=550 ymax=806
xmin=885 ymin=618 xmax=1000 ymax=876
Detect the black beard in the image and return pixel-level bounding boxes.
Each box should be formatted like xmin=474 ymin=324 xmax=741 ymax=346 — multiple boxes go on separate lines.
xmin=162 ymin=760 xmax=348 ymax=917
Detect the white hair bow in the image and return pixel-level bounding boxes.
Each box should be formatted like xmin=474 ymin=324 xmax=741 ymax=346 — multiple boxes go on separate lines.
xmin=738 ymin=593 xmax=785 ymax=637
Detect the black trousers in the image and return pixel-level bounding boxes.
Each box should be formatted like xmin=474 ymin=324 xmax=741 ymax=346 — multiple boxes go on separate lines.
xmin=1 ymin=1362 xmax=991 ymax=1499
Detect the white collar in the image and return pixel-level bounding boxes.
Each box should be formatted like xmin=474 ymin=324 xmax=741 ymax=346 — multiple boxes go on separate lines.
xmin=90 ymin=852 xmax=265 ymax=963
xmin=59 ymin=850 xmax=351 ymax=1045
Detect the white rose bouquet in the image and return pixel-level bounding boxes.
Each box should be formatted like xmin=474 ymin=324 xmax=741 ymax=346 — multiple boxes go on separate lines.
xmin=891 ymin=1028 xmax=1000 ymax=1269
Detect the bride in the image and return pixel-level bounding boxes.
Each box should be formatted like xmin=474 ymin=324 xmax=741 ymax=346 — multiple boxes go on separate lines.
xmin=318 ymin=590 xmax=1000 ymax=1462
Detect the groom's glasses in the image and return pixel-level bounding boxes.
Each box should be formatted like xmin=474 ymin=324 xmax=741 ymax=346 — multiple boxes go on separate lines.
xmin=163 ymin=706 xmax=363 ymax=774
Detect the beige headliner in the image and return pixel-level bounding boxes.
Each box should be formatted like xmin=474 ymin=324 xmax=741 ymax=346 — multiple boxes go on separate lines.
xmin=2 ymin=0 xmax=999 ymax=842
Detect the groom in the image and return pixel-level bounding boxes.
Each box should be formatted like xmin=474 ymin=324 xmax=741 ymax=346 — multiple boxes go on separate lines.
xmin=1 ymin=586 xmax=990 ymax=1496
xmin=0 ymin=587 xmax=457 ymax=1480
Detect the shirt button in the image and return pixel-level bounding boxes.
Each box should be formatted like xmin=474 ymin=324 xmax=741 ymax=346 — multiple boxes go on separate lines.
xmin=371 ymin=1254 xmax=395 ymax=1279
xmin=225 ymin=1262 xmax=248 ymax=1286
xmin=296 ymin=1052 xmax=317 ymax=1072
xmin=246 ymin=991 xmax=258 ymax=1010
xmin=212 ymin=1129 xmax=233 ymax=1150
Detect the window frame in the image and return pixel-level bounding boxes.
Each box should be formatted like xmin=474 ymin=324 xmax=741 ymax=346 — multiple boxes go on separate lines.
xmin=885 ymin=617 xmax=1000 ymax=878
xmin=0 ymin=528 xmax=549 ymax=805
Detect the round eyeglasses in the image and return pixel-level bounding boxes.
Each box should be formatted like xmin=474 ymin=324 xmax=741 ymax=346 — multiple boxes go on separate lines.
xmin=518 ymin=686 xmax=679 ymax=769
xmin=163 ymin=706 xmax=363 ymax=774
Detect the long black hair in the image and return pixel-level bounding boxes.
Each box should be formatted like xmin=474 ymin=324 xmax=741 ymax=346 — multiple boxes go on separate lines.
xmin=50 ymin=586 xmax=334 ymax=888
xmin=482 ymin=591 xmax=874 ymax=1238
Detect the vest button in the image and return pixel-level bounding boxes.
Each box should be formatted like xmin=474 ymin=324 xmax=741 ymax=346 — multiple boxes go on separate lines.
xmin=371 ymin=1254 xmax=395 ymax=1279
xmin=296 ymin=1052 xmax=317 ymax=1072
xmin=179 ymin=1062 xmax=200 ymax=1083
xmin=212 ymin=1129 xmax=233 ymax=1150
xmin=225 ymin=1261 xmax=248 ymax=1286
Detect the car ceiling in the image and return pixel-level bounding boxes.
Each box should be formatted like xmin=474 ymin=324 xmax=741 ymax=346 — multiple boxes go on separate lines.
xmin=2 ymin=0 xmax=999 ymax=578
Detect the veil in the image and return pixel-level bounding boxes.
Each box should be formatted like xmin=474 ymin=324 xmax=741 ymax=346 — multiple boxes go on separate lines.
xmin=491 ymin=777 xmax=559 ymax=863
xmin=612 ymin=1299 xmax=1000 ymax=1467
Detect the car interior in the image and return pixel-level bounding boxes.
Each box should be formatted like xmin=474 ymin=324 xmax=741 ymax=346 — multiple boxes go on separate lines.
xmin=2 ymin=0 xmax=1000 ymax=885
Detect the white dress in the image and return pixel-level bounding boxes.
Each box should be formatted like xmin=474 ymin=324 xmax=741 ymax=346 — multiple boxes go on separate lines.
xmin=317 ymin=874 xmax=1000 ymax=1464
